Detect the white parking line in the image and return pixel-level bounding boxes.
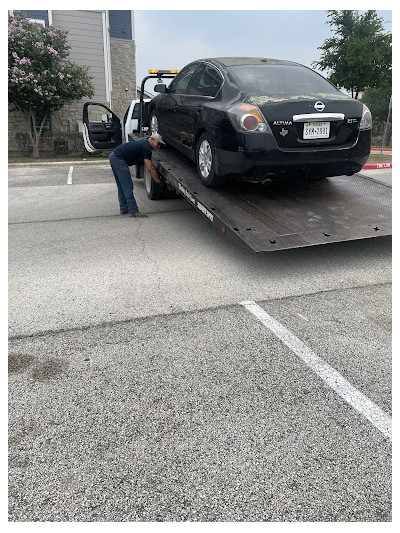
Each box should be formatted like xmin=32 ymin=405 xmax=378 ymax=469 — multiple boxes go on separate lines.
xmin=67 ymin=166 xmax=73 ymax=185
xmin=241 ymin=300 xmax=392 ymax=441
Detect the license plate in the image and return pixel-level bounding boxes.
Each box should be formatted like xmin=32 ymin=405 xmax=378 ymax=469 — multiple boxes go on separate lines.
xmin=303 ymin=122 xmax=330 ymax=139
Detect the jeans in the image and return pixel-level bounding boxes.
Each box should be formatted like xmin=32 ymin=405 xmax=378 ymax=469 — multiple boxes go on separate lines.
xmin=109 ymin=152 xmax=139 ymax=214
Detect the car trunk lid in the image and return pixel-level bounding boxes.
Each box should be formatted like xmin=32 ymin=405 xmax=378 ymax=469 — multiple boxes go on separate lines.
xmin=245 ymin=96 xmax=363 ymax=149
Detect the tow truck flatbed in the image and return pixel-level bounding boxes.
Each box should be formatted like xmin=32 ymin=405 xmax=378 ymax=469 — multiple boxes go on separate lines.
xmin=149 ymin=146 xmax=391 ymax=253
xmin=82 ymin=67 xmax=391 ymax=254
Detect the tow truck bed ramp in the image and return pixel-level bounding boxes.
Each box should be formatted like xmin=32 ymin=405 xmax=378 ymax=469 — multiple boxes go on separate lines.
xmin=150 ymin=148 xmax=391 ymax=253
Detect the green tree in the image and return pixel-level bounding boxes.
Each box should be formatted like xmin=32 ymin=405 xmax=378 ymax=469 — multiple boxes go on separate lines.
xmin=8 ymin=11 xmax=94 ymax=157
xmin=361 ymin=87 xmax=391 ymax=124
xmin=313 ymin=10 xmax=391 ymax=99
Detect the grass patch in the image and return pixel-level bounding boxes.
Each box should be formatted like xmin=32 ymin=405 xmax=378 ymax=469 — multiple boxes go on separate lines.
xmin=367 ymin=153 xmax=392 ymax=164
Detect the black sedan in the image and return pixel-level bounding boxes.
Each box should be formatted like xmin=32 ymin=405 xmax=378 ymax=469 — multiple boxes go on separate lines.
xmin=148 ymin=57 xmax=372 ymax=186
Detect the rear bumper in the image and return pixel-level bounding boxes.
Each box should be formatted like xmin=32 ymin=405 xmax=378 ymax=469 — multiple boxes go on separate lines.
xmin=215 ymin=129 xmax=371 ymax=179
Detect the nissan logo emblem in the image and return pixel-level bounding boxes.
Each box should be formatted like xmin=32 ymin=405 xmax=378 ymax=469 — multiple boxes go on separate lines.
xmin=314 ymin=101 xmax=325 ymax=112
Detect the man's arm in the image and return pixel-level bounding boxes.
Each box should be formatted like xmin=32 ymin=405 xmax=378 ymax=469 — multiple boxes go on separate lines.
xmin=144 ymin=158 xmax=165 ymax=186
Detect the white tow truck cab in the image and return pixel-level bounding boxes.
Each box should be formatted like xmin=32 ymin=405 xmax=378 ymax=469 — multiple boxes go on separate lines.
xmin=122 ymin=99 xmax=151 ymax=141
xmin=82 ymin=70 xmax=179 ymax=153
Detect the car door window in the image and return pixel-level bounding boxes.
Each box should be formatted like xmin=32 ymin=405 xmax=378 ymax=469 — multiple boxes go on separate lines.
xmin=209 ymin=70 xmax=223 ymax=97
xmin=189 ymin=65 xmax=223 ymax=97
xmin=169 ymin=63 xmax=199 ymax=94
xmin=131 ymin=103 xmax=140 ymax=119
xmin=188 ymin=65 xmax=207 ymax=95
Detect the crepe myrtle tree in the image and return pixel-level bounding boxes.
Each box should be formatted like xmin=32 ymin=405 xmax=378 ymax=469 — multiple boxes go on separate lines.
xmin=8 ymin=11 xmax=94 ymax=157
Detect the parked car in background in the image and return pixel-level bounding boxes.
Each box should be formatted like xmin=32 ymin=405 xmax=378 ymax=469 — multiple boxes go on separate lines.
xmin=149 ymin=57 xmax=372 ymax=186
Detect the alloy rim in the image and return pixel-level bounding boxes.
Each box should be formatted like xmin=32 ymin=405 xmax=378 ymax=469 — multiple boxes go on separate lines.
xmin=151 ymin=115 xmax=158 ymax=134
xmin=144 ymin=165 xmax=151 ymax=194
xmin=199 ymin=140 xmax=212 ymax=177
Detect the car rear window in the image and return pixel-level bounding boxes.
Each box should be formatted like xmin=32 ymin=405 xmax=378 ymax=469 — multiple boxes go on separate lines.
xmin=227 ymin=64 xmax=341 ymax=98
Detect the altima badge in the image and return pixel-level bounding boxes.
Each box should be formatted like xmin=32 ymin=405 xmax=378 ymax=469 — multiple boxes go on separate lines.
xmin=273 ymin=120 xmax=292 ymax=126
xmin=280 ymin=128 xmax=289 ymax=137
xmin=314 ymin=101 xmax=325 ymax=112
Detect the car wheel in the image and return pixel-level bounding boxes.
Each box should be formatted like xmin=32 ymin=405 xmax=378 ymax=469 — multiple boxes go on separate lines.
xmin=144 ymin=163 xmax=164 ymax=200
xmin=196 ymin=132 xmax=225 ymax=187
xmin=150 ymin=111 xmax=159 ymax=135
xmin=143 ymin=163 xmax=176 ymax=200
xmin=135 ymin=163 xmax=143 ymax=179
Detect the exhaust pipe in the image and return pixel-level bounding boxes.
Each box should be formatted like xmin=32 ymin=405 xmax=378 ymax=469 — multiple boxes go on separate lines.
xmin=261 ymin=173 xmax=276 ymax=185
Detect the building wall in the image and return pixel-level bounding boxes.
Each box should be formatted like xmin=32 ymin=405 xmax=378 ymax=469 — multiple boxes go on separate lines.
xmin=109 ymin=10 xmax=136 ymax=118
xmin=52 ymin=10 xmax=109 ymax=104
xmin=110 ymin=39 xmax=137 ymax=119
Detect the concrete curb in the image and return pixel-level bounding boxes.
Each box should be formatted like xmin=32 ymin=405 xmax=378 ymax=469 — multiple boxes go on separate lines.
xmin=8 ymin=159 xmax=109 ymax=167
xmin=10 ymin=159 xmax=392 ymax=172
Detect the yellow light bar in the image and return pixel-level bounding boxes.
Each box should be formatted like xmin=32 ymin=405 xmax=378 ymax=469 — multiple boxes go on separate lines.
xmin=148 ymin=69 xmax=180 ymax=74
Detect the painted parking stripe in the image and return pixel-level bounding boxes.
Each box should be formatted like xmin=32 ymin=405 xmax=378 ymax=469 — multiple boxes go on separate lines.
xmin=67 ymin=166 xmax=73 ymax=185
xmin=241 ymin=300 xmax=392 ymax=441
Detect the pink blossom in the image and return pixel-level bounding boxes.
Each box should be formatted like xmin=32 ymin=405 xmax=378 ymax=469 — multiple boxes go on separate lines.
xmin=47 ymin=45 xmax=58 ymax=56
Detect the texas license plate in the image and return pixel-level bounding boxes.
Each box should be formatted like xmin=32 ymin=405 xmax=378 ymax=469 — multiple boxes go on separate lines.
xmin=303 ymin=122 xmax=330 ymax=139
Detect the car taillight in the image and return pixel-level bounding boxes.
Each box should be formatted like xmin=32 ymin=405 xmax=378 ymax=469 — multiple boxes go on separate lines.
xmin=359 ymin=104 xmax=372 ymax=130
xmin=227 ymin=103 xmax=271 ymax=133
xmin=242 ymin=114 xmax=259 ymax=131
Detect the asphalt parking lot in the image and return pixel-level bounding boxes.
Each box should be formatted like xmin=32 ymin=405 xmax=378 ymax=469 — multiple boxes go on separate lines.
xmin=8 ymin=161 xmax=392 ymax=522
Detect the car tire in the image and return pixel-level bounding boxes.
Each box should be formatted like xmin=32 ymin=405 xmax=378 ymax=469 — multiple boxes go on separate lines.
xmin=143 ymin=163 xmax=176 ymax=200
xmin=135 ymin=163 xmax=143 ymax=179
xmin=196 ymin=132 xmax=225 ymax=187
xmin=144 ymin=163 xmax=164 ymax=200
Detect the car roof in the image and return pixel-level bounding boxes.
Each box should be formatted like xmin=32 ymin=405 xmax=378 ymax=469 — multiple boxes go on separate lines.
xmin=199 ymin=57 xmax=302 ymax=68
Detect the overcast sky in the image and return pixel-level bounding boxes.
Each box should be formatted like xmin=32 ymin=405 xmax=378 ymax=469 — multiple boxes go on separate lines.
xmin=134 ymin=8 xmax=392 ymax=94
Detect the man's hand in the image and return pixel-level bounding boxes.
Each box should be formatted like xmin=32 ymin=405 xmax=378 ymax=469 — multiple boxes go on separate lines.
xmin=145 ymin=159 xmax=166 ymax=187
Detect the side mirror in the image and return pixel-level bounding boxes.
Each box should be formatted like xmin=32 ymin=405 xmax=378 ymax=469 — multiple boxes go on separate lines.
xmin=154 ymin=84 xmax=167 ymax=93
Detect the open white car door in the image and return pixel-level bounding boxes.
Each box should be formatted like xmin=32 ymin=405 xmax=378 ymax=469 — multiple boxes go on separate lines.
xmin=82 ymin=102 xmax=122 ymax=152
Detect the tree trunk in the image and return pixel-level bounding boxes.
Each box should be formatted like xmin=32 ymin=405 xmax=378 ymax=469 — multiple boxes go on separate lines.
xmin=22 ymin=109 xmax=47 ymax=158
xmin=32 ymin=125 xmax=40 ymax=158
xmin=32 ymin=138 xmax=40 ymax=158
xmin=22 ymin=110 xmax=35 ymax=157
xmin=32 ymin=112 xmax=48 ymax=157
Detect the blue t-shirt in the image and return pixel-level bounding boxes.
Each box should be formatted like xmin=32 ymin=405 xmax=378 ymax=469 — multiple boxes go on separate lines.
xmin=113 ymin=139 xmax=152 ymax=166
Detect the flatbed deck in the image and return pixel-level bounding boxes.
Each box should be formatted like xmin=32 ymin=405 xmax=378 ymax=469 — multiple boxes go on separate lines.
xmin=150 ymin=147 xmax=391 ymax=253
